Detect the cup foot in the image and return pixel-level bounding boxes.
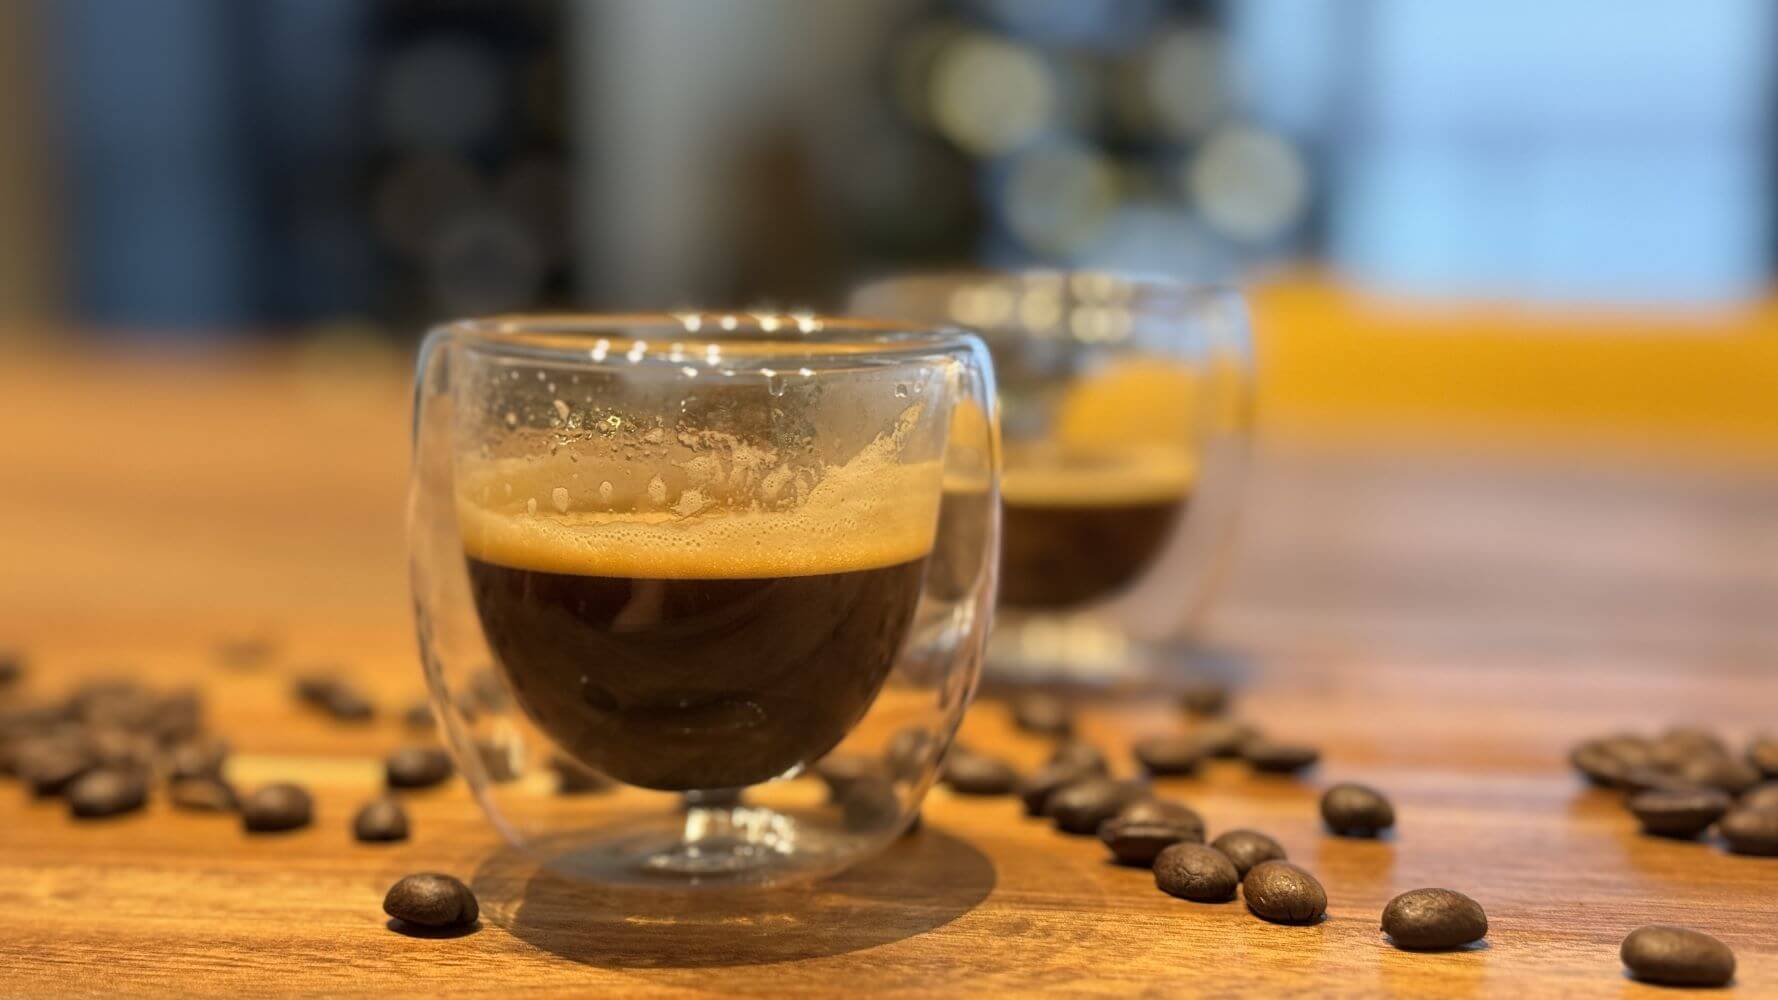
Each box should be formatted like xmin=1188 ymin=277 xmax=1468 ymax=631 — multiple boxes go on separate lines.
xmin=529 ymin=804 xmax=870 ymax=889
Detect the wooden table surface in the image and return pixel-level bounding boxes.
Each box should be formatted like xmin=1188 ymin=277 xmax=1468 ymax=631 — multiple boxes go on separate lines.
xmin=2 ymin=350 xmax=1776 ymax=998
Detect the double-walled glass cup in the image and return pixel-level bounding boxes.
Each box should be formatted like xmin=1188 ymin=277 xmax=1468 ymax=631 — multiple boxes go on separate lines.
xmin=851 ymin=273 xmax=1253 ymax=686
xmin=409 ymin=314 xmax=999 ymax=887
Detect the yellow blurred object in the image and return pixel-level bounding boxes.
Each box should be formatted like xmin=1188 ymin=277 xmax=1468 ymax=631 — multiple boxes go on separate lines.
xmin=1055 ymin=356 xmax=1199 ymax=449
xmin=1250 ymin=276 xmax=1778 ymax=457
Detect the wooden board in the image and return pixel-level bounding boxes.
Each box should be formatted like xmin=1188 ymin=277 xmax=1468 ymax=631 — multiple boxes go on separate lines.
xmin=1 ymin=351 xmax=1776 ymax=998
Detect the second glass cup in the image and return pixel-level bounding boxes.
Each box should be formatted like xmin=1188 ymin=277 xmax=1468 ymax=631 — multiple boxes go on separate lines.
xmin=851 ymin=272 xmax=1254 ymax=687
xmin=409 ymin=313 xmax=999 ymax=887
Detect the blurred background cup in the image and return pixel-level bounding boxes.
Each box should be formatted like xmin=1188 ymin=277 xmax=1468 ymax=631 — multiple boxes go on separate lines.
xmin=853 ymin=271 xmax=1252 ymax=687
xmin=409 ymin=313 xmax=1000 ymax=887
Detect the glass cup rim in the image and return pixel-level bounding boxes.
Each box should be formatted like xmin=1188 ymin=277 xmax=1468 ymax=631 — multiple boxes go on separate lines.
xmin=435 ymin=311 xmax=984 ymax=373
xmin=851 ymin=268 xmax=1241 ymax=304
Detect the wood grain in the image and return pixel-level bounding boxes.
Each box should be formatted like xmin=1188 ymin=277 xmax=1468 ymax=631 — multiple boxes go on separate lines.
xmin=2 ymin=350 xmax=1776 ymax=998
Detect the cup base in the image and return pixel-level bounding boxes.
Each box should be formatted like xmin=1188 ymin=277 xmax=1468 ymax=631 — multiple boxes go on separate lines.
xmin=527 ymin=803 xmax=876 ymax=889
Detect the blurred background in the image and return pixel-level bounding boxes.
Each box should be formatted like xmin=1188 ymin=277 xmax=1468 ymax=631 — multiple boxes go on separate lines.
xmin=1 ymin=0 xmax=1776 ymax=662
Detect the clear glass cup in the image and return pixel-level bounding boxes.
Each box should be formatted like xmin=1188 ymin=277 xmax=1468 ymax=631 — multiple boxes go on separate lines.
xmin=850 ymin=272 xmax=1253 ymax=687
xmin=409 ymin=313 xmax=999 ymax=887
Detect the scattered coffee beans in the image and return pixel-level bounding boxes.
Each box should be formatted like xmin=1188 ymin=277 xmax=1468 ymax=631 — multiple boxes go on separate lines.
xmin=0 ymin=651 xmax=23 ymax=687
xmin=1242 ymin=861 xmax=1327 ymax=925
xmin=242 ymin=783 xmax=313 ymax=833
xmin=1321 ymin=782 xmax=1395 ymax=837
xmin=1718 ymin=807 xmax=1778 ymax=856
xmin=1210 ymin=829 xmax=1287 ymax=878
xmin=1680 ymin=755 xmax=1761 ymax=797
xmin=884 ymin=727 xmax=933 ymax=781
xmin=67 ymin=768 xmax=149 ymax=818
xmin=1046 ymin=778 xmax=1146 ymax=835
xmin=1178 ymin=679 xmax=1229 ymax=717
xmin=1010 ymin=692 xmax=1074 ymax=737
xmin=1570 ymin=738 xmax=1634 ymax=788
xmin=815 ymin=753 xmax=889 ymax=803
xmin=353 ymin=797 xmax=410 ymax=842
xmin=1243 ymin=742 xmax=1321 ymax=775
xmin=1621 ymin=925 xmax=1736 ymax=988
xmin=1381 ymin=888 xmax=1488 ymax=950
xmin=1018 ymin=759 xmax=1103 ymax=817
xmin=293 ymin=672 xmax=374 ymax=722
xmin=214 ymin=635 xmax=275 ymax=670
xmin=1627 ymin=788 xmax=1730 ymax=839
xmin=1154 ymin=843 xmax=1240 ymax=902
xmin=1099 ymin=798 xmax=1205 ymax=866
xmin=1195 ymin=719 xmax=1258 ymax=759
xmin=165 ymin=738 xmax=228 ymax=782
xmin=85 ymin=726 xmax=157 ymax=771
xmin=1738 ymin=782 xmax=1778 ymax=812
xmin=385 ymin=747 xmax=454 ymax=790
xmin=549 ymin=754 xmax=612 ymax=795
xmin=1749 ymin=736 xmax=1778 ymax=780
xmin=401 ymin=700 xmax=435 ymax=731
xmin=383 ymin=873 xmax=479 ymax=931
xmin=1048 ymin=741 xmax=1108 ymax=774
xmin=942 ymin=748 xmax=1018 ymax=796
xmin=16 ymin=739 xmax=95 ymax=796
xmin=1134 ymin=736 xmax=1203 ymax=777
xmin=169 ymin=776 xmax=237 ymax=812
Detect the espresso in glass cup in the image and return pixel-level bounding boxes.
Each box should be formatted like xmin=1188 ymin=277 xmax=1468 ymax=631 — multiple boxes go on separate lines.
xmin=410 ymin=314 xmax=999 ymax=886
xmin=852 ymin=272 xmax=1252 ymax=685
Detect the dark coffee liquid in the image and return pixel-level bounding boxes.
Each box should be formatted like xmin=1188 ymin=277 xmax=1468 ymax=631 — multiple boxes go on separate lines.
xmin=998 ymin=496 xmax=1187 ymax=610
xmin=466 ymin=556 xmax=927 ymax=791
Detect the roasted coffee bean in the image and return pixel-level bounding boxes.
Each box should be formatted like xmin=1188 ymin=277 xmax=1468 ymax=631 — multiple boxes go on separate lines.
xmin=839 ymin=775 xmax=902 ymax=832
xmin=475 ymin=740 xmax=519 ymax=783
xmin=1570 ymin=739 xmax=1633 ymax=788
xmin=293 ymin=672 xmax=340 ymax=706
xmin=1620 ymin=925 xmax=1736 ymax=988
xmin=386 ymin=747 xmax=454 ymax=790
xmin=467 ymin=668 xmax=510 ymax=712
xmin=71 ymin=680 xmax=155 ymax=730
xmin=1099 ymin=799 xmax=1205 ymax=866
xmin=165 ymin=738 xmax=228 ymax=782
xmin=242 ymin=783 xmax=313 ymax=832
xmin=1619 ymin=766 xmax=1703 ymax=795
xmin=1628 ymin=788 xmax=1731 ymax=839
xmin=169 ymin=777 xmax=237 ymax=812
xmin=1134 ymin=736 xmax=1204 ymax=777
xmin=401 ymin=700 xmax=435 ymax=731
xmin=941 ymin=748 xmax=1018 ymax=796
xmin=1738 ymin=782 xmax=1778 ymax=812
xmin=1195 ymin=720 xmax=1258 ymax=759
xmin=324 ymin=688 xmax=374 ymax=722
xmin=1048 ymin=741 xmax=1108 ymax=773
xmin=384 ymin=873 xmax=479 ymax=930
xmin=814 ymin=753 xmax=889 ymax=803
xmin=1210 ymin=829 xmax=1287 ymax=878
xmin=1018 ymin=759 xmax=1103 ymax=817
xmin=1680 ymin=755 xmax=1761 ymax=796
xmin=0 ymin=651 xmax=22 ymax=687
xmin=354 ymin=797 xmax=411 ymax=842
xmin=215 ymin=635 xmax=276 ymax=670
xmin=1010 ymin=692 xmax=1074 ymax=737
xmin=1381 ymin=888 xmax=1488 ymax=950
xmin=1321 ymin=782 xmax=1395 ymax=837
xmin=150 ymin=690 xmax=204 ymax=744
xmin=85 ymin=727 xmax=157 ymax=770
xmin=67 ymin=768 xmax=149 ymax=818
xmin=1154 ymin=843 xmax=1240 ymax=901
xmin=1749 ymin=736 xmax=1778 ymax=780
xmin=293 ymin=672 xmax=373 ymax=722
xmin=1046 ymin=778 xmax=1146 ymax=835
xmin=1719 ymin=807 xmax=1778 ymax=856
xmin=1243 ymin=742 xmax=1320 ymax=775
xmin=549 ymin=754 xmax=612 ymax=795
xmin=1243 ymin=861 xmax=1327 ymax=924
xmin=1178 ymin=679 xmax=1229 ymax=717
xmin=1650 ymin=727 xmax=1728 ymax=774
xmin=16 ymin=739 xmax=95 ymax=795
xmin=884 ymin=727 xmax=933 ymax=781
xmin=1599 ymin=733 xmax=1655 ymax=770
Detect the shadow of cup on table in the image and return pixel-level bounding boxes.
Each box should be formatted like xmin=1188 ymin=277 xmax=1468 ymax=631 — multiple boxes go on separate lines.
xmin=471 ymin=828 xmax=997 ymax=969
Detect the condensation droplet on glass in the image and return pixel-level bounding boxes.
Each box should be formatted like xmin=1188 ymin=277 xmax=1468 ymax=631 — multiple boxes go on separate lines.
xmin=764 ymin=368 xmax=786 ymax=397
xmin=552 ymin=399 xmax=570 ymax=421
xmin=551 ymin=486 xmax=570 ymax=513
xmin=894 ymin=383 xmax=908 ymax=398
xmin=525 ymin=498 xmax=538 ymax=516
xmin=546 ymin=382 xmax=556 ymax=394
xmin=504 ymin=411 xmax=518 ymax=427
xmin=647 ymin=475 xmax=667 ymax=506
xmin=509 ymin=370 xmax=520 ymax=381
xmin=536 ymin=371 xmax=546 ymax=382
xmin=598 ymin=481 xmax=614 ymax=505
